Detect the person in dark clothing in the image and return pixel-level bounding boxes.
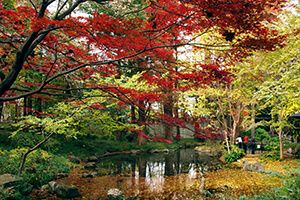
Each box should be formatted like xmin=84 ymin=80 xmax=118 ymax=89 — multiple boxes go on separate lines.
xmin=250 ymin=138 xmax=256 ymax=154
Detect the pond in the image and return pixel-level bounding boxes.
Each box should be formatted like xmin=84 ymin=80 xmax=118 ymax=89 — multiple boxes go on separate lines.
xmin=58 ymin=148 xmax=223 ymax=199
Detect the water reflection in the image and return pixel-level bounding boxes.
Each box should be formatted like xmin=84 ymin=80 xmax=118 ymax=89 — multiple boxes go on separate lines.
xmin=96 ymin=148 xmax=221 ymax=178
xmin=58 ymin=149 xmax=222 ymax=199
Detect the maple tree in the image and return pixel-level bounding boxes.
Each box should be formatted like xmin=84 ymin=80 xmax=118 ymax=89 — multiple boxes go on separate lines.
xmin=0 ymin=0 xmax=287 ymax=99
xmin=0 ymin=0 xmax=289 ymax=142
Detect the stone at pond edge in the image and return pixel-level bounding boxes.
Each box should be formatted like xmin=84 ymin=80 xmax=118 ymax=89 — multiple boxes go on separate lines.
xmin=48 ymin=181 xmax=81 ymax=198
xmin=80 ymin=172 xmax=99 ymax=178
xmin=149 ymin=149 xmax=169 ymax=153
xmin=130 ymin=150 xmax=141 ymax=154
xmin=107 ymin=188 xmax=124 ymax=200
xmin=87 ymin=156 xmax=98 ymax=162
xmin=84 ymin=162 xmax=97 ymax=170
xmin=55 ymin=184 xmax=81 ymax=198
xmin=243 ymin=161 xmax=264 ymax=172
xmin=56 ymin=173 xmax=69 ymax=179
xmin=48 ymin=181 xmax=58 ymax=192
xmin=0 ymin=174 xmax=22 ymax=188
xmin=68 ymin=155 xmax=81 ymax=164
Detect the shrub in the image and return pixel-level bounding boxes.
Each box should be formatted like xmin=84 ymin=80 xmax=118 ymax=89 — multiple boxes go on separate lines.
xmin=0 ymin=148 xmax=71 ymax=187
xmin=224 ymin=145 xmax=245 ymax=163
xmin=259 ymin=136 xmax=280 ymax=161
xmin=260 ymin=151 xmax=280 ymax=161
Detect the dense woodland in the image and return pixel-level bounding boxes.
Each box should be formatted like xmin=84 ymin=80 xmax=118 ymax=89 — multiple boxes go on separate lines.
xmin=0 ymin=0 xmax=299 ymax=199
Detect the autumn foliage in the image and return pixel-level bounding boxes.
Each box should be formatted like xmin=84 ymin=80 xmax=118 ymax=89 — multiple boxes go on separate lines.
xmin=0 ymin=0 xmax=288 ymax=141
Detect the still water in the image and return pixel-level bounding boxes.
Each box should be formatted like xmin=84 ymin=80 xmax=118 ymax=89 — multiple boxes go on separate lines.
xmin=58 ymin=148 xmax=223 ymax=199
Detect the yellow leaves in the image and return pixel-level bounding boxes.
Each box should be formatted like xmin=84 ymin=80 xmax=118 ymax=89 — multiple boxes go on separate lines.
xmin=205 ymin=168 xmax=282 ymax=197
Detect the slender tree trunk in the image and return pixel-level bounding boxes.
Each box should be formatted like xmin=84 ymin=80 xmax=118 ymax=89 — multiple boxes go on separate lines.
xmin=279 ymin=128 xmax=284 ymax=160
xmin=251 ymin=103 xmax=255 ymax=140
xmin=18 ymin=132 xmax=54 ymax=176
xmin=218 ymin=96 xmax=230 ymax=152
xmin=174 ymin=106 xmax=181 ymax=140
xmin=0 ymin=101 xmax=3 ymax=122
xmin=137 ymin=101 xmax=146 ymax=145
xmin=163 ymin=95 xmax=173 ymax=141
xmin=224 ymin=130 xmax=230 ymax=153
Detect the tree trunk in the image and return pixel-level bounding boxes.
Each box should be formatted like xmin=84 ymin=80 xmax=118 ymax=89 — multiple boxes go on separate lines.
xmin=0 ymin=101 xmax=3 ymax=122
xmin=137 ymin=100 xmax=146 ymax=145
xmin=279 ymin=128 xmax=284 ymax=160
xmin=163 ymin=95 xmax=173 ymax=141
xmin=174 ymin=106 xmax=181 ymax=140
xmin=18 ymin=132 xmax=54 ymax=176
xmin=251 ymin=103 xmax=255 ymax=140
xmin=224 ymin=130 xmax=230 ymax=153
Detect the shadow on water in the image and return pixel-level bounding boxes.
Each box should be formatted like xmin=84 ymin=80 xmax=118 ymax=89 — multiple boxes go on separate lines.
xmin=59 ymin=149 xmax=223 ymax=199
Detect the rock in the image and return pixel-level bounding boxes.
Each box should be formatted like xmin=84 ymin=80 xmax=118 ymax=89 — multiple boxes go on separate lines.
xmin=130 ymin=150 xmax=140 ymax=154
xmin=48 ymin=181 xmax=81 ymax=198
xmin=0 ymin=174 xmax=22 ymax=188
xmin=41 ymin=184 xmax=49 ymax=191
xmin=107 ymin=188 xmax=124 ymax=200
xmin=149 ymin=149 xmax=169 ymax=154
xmin=68 ymin=155 xmax=81 ymax=164
xmin=87 ymin=156 xmax=98 ymax=162
xmin=84 ymin=162 xmax=97 ymax=170
xmin=194 ymin=146 xmax=223 ymax=157
xmin=243 ymin=161 xmax=264 ymax=172
xmin=56 ymin=173 xmax=69 ymax=179
xmin=48 ymin=181 xmax=58 ymax=192
xmin=80 ymin=172 xmax=99 ymax=178
xmin=55 ymin=184 xmax=81 ymax=198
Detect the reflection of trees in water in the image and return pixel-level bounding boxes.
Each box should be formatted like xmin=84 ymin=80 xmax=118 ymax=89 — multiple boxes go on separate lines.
xmin=95 ymin=149 xmax=221 ymax=179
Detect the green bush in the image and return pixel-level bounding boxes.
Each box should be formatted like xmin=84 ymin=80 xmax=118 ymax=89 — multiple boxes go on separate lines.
xmin=264 ymin=137 xmax=279 ymax=152
xmin=260 ymin=151 xmax=280 ymax=161
xmin=224 ymin=145 xmax=245 ymax=163
xmin=0 ymin=148 xmax=71 ymax=187
xmin=259 ymin=136 xmax=280 ymax=161
xmin=255 ymin=128 xmax=271 ymax=143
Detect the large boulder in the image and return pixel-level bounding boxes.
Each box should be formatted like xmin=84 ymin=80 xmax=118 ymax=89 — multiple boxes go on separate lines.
xmin=243 ymin=161 xmax=264 ymax=172
xmin=107 ymin=188 xmax=124 ymax=200
xmin=48 ymin=181 xmax=81 ymax=199
xmin=0 ymin=174 xmax=22 ymax=188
